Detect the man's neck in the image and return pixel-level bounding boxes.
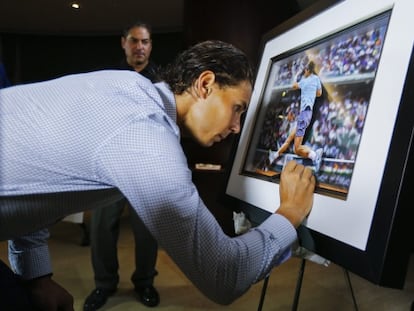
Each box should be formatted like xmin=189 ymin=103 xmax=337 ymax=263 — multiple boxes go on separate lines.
xmin=131 ymin=61 xmax=149 ymax=73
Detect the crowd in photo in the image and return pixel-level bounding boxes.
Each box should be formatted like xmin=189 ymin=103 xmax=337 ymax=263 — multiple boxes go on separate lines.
xmin=272 ymin=21 xmax=386 ymax=87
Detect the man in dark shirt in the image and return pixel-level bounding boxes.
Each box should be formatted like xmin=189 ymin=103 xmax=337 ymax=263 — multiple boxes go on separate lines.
xmin=84 ymin=21 xmax=160 ymax=311
xmin=0 ymin=62 xmax=11 ymax=89
xmin=118 ymin=21 xmax=159 ymax=80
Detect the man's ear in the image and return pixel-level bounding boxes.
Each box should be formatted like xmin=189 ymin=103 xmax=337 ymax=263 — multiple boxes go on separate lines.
xmin=121 ymin=37 xmax=126 ymax=49
xmin=195 ymin=71 xmax=215 ymax=98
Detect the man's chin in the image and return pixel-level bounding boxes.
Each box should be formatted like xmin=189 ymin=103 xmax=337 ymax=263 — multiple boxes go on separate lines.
xmin=202 ymin=135 xmax=225 ymax=147
xmin=133 ymin=59 xmax=145 ymax=65
xmin=197 ymin=138 xmax=214 ymax=147
xmin=194 ymin=137 xmax=213 ymax=147
xmin=181 ymin=129 xmax=214 ymax=147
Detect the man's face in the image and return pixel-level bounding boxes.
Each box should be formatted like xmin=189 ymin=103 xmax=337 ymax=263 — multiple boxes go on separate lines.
xmin=121 ymin=26 xmax=152 ymax=69
xmin=185 ymin=80 xmax=252 ymax=147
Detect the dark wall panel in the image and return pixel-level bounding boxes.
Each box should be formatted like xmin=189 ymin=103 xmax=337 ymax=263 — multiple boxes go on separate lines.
xmin=1 ymin=32 xmax=184 ymax=84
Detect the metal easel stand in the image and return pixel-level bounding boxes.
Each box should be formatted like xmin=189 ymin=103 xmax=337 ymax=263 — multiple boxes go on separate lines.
xmin=257 ymin=258 xmax=359 ymax=311
xmin=257 ymin=275 xmax=270 ymax=311
xmin=343 ymin=267 xmax=359 ymax=311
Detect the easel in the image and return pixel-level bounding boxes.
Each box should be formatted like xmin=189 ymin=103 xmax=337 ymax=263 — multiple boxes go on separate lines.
xmin=257 ymin=258 xmax=359 ymax=311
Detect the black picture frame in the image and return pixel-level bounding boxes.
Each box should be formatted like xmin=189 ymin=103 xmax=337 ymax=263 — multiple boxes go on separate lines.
xmin=224 ymin=0 xmax=414 ymax=289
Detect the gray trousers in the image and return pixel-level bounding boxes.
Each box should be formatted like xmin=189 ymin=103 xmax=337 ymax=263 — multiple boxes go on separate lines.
xmin=90 ymin=198 xmax=158 ymax=290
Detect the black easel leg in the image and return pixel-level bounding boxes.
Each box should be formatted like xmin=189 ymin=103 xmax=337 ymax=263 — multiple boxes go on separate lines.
xmin=257 ymin=275 xmax=270 ymax=311
xmin=292 ymin=259 xmax=306 ymax=311
xmin=343 ymin=269 xmax=359 ymax=311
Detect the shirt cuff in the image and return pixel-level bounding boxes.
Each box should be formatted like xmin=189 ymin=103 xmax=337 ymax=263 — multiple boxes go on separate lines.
xmin=245 ymin=213 xmax=298 ymax=283
xmin=259 ymin=213 xmax=298 ymax=249
xmin=9 ymin=244 xmax=52 ymax=280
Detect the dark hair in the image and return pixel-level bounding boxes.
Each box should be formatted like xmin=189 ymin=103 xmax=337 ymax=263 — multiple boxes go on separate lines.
xmin=122 ymin=21 xmax=152 ymax=38
xmin=306 ymin=61 xmax=316 ymax=74
xmin=160 ymin=40 xmax=255 ymax=94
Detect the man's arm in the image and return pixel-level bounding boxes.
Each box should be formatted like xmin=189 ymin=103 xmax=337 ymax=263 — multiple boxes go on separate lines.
xmin=8 ymin=228 xmax=52 ymax=279
xmin=316 ymin=88 xmax=322 ymax=97
xmin=316 ymin=76 xmax=322 ymax=97
xmin=292 ymin=81 xmax=300 ymax=90
xmin=8 ymin=229 xmax=74 ymax=311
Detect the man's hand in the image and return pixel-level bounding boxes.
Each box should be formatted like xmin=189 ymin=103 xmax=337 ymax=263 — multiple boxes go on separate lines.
xmin=276 ymin=160 xmax=315 ymax=228
xmin=24 ymin=274 xmax=74 ymax=311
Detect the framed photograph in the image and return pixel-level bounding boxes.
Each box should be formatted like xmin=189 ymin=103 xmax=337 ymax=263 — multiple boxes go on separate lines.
xmin=225 ymin=0 xmax=413 ymax=288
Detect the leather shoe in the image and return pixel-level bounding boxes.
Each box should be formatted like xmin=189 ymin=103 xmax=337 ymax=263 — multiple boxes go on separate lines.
xmin=135 ymin=285 xmax=160 ymax=307
xmin=83 ymin=287 xmax=116 ymax=311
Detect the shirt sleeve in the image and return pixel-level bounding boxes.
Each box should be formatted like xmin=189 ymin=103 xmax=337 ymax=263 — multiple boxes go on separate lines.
xmin=8 ymin=228 xmax=52 ymax=280
xmin=95 ymin=117 xmax=298 ymax=305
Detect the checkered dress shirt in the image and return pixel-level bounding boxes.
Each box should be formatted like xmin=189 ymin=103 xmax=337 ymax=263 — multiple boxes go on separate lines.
xmin=0 ymin=70 xmax=296 ymax=304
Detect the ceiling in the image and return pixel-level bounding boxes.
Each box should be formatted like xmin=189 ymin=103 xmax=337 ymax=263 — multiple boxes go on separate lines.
xmin=0 ymin=0 xmax=184 ymax=35
xmin=0 ymin=0 xmax=319 ymax=36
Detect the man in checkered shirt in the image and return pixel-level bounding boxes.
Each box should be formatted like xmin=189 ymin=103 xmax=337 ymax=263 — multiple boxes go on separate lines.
xmin=0 ymin=40 xmax=315 ymax=310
